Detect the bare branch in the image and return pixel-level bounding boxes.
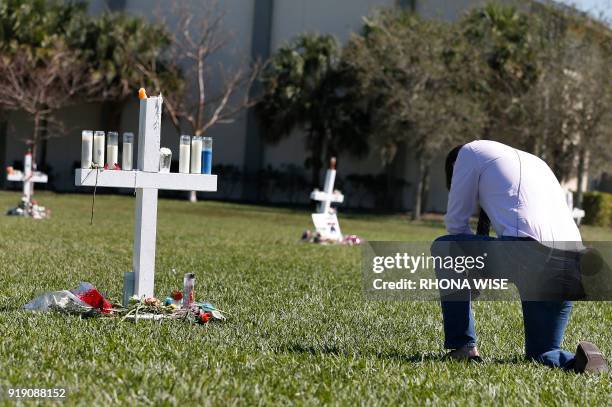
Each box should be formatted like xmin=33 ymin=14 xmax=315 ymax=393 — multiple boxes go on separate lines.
xmin=145 ymin=0 xmax=259 ymax=138
xmin=0 ymin=44 xmax=104 ymax=160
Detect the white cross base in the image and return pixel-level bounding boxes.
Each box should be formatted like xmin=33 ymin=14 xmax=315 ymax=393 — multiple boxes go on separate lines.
xmin=6 ymin=152 xmax=48 ymax=205
xmin=311 ymin=213 xmax=343 ymax=241
xmin=75 ymin=94 xmax=217 ymax=300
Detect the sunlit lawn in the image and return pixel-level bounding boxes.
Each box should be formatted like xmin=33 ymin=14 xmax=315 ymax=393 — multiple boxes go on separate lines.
xmin=0 ymin=191 xmax=610 ymax=405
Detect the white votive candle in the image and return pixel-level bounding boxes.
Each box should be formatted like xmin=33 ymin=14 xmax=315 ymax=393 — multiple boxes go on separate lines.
xmin=179 ymin=135 xmax=191 ymax=173
xmin=122 ymin=132 xmax=134 ymax=170
xmin=93 ymin=131 xmax=105 ymax=166
xmin=190 ymin=136 xmax=202 ymax=173
xmin=81 ymin=130 xmax=93 ymax=169
xmin=106 ymin=131 xmax=119 ymax=168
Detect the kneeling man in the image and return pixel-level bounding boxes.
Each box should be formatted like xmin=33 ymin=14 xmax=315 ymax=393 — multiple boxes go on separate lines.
xmin=436 ymin=139 xmax=608 ymax=373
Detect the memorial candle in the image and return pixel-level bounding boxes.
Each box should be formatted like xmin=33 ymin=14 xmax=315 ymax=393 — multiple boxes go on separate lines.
xmin=201 ymin=137 xmax=213 ymax=174
xmin=122 ymin=132 xmax=134 ymax=170
xmin=106 ymin=131 xmax=119 ymax=167
xmin=190 ymin=136 xmax=202 ymax=173
xmin=81 ymin=130 xmax=93 ymax=169
xmin=179 ymin=135 xmax=191 ymax=173
xmin=93 ymin=131 xmax=105 ymax=166
xmin=159 ymin=147 xmax=172 ymax=173
xmin=183 ymin=273 xmax=195 ymax=308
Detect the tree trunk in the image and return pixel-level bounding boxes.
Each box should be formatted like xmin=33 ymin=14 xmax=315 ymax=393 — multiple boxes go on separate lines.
xmin=30 ymin=113 xmax=44 ymax=199
xmin=384 ymin=162 xmax=395 ymax=211
xmin=39 ymin=116 xmax=48 ymax=174
xmin=412 ymin=158 xmax=426 ymax=220
xmin=31 ymin=114 xmax=40 ymax=165
xmin=482 ymin=101 xmax=493 ymax=140
xmin=420 ymin=164 xmax=430 ymax=215
xmin=540 ymin=83 xmax=550 ymax=158
xmin=0 ymin=116 xmax=7 ymax=189
xmin=576 ymin=147 xmax=587 ymax=208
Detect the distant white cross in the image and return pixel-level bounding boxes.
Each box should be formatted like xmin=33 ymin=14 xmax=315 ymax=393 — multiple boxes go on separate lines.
xmin=310 ymin=157 xmax=344 ymax=214
xmin=565 ymin=190 xmax=585 ymax=225
xmin=6 ymin=150 xmax=48 ymax=205
xmin=75 ymin=93 xmax=217 ymax=301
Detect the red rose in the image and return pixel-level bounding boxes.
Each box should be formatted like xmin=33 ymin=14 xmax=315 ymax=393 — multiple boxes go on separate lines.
xmin=200 ymin=312 xmax=211 ymax=324
xmin=77 ymin=288 xmax=113 ymax=314
xmin=171 ymin=290 xmax=183 ymax=301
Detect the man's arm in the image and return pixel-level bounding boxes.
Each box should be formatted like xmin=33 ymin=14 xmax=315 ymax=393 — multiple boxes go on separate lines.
xmin=444 ymin=146 xmax=479 ymax=235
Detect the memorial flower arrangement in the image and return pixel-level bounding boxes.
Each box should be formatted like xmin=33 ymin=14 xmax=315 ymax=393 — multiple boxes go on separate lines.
xmin=5 ymin=150 xmax=50 ymax=220
xmin=24 ymin=280 xmax=226 ymax=325
xmin=6 ymin=196 xmax=50 ymax=219
xmin=301 ymin=230 xmax=363 ymax=245
xmin=118 ymin=294 xmax=226 ymax=324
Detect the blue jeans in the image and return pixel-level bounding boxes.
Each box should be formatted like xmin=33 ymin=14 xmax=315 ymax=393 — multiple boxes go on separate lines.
xmin=433 ymin=234 xmax=575 ymax=369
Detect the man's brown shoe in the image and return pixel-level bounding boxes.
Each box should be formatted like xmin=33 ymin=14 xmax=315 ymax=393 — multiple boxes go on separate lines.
xmin=444 ymin=346 xmax=483 ymax=363
xmin=573 ymin=341 xmax=609 ymax=374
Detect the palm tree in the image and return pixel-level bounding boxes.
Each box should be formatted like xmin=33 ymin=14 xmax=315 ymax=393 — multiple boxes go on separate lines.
xmin=460 ymin=3 xmax=538 ymax=142
xmin=258 ymin=33 xmax=369 ymax=186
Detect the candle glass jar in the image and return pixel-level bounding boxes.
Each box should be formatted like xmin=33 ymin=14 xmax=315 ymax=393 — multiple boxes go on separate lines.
xmin=201 ymin=137 xmax=213 ymax=174
xmin=106 ymin=131 xmax=119 ymax=168
xmin=93 ymin=131 xmax=105 ymax=166
xmin=159 ymin=147 xmax=172 ymax=173
xmin=183 ymin=273 xmax=195 ymax=308
xmin=190 ymin=136 xmax=203 ymax=173
xmin=122 ymin=132 xmax=134 ymax=170
xmin=179 ymin=135 xmax=191 ymax=173
xmin=81 ymin=130 xmax=93 ymax=169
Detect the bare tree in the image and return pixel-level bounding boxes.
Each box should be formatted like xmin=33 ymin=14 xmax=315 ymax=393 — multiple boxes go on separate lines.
xmin=135 ymin=1 xmax=259 ymax=201
xmin=0 ymin=45 xmax=101 ymax=164
xmin=513 ymin=9 xmax=611 ymax=206
xmin=561 ymin=38 xmax=611 ymax=207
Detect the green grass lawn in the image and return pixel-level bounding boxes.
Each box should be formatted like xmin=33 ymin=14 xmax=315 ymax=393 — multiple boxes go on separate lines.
xmin=0 ymin=191 xmax=610 ymax=405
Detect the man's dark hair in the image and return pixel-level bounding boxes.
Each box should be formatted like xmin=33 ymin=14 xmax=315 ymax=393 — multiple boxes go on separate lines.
xmin=445 ymin=145 xmax=464 ymax=190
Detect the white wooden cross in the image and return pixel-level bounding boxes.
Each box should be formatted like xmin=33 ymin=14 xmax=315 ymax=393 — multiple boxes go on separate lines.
xmin=6 ymin=150 xmax=48 ymax=205
xmin=565 ymin=189 xmax=585 ymax=225
xmin=74 ymin=93 xmax=217 ymax=300
xmin=310 ymin=157 xmax=344 ymax=214
xmin=309 ymin=157 xmax=344 ymax=241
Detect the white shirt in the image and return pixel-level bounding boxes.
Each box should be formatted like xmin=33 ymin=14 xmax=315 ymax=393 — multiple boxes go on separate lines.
xmin=445 ymin=140 xmax=581 ymax=242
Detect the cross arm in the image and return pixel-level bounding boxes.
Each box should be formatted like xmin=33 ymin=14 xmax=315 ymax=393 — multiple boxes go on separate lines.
xmin=75 ymin=169 xmax=217 ymax=192
xmin=7 ymin=173 xmax=48 ymax=183
xmin=310 ymin=190 xmax=344 ymax=203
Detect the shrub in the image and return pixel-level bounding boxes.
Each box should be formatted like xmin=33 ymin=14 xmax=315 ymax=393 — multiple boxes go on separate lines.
xmin=582 ymin=192 xmax=612 ymax=227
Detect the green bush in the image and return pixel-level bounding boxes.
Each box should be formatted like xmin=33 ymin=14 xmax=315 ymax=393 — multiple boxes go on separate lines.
xmin=582 ymin=192 xmax=612 ymax=227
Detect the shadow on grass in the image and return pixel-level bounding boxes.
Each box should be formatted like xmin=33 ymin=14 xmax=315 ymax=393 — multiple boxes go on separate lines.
xmin=278 ymin=343 xmax=442 ymax=363
xmin=279 ymin=343 xmax=527 ymax=365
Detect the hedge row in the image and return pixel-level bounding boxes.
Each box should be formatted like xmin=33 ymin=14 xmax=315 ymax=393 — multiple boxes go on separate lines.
xmin=582 ymin=192 xmax=612 ymax=227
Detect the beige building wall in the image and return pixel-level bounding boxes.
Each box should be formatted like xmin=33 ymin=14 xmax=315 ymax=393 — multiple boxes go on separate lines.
xmin=2 ymin=0 xmax=512 ymax=212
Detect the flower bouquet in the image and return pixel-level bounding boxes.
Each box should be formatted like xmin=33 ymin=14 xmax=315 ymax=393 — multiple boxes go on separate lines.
xmin=117 ymin=294 xmax=226 ymax=324
xmin=24 ymin=276 xmax=227 ymax=326
xmin=301 ymin=230 xmax=363 ymax=245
